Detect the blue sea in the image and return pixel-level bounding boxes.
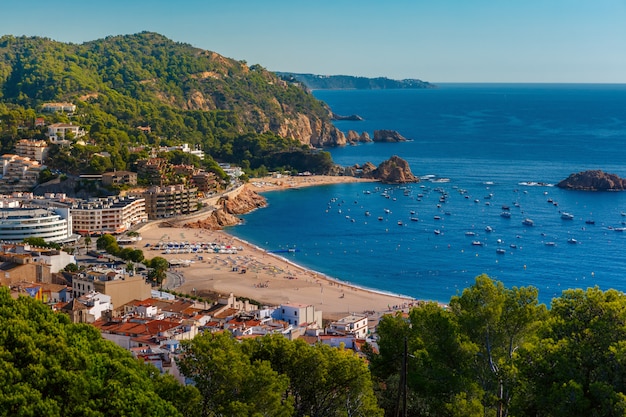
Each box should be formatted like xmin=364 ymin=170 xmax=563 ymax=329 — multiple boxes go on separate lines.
xmin=228 ymin=84 xmax=626 ymax=306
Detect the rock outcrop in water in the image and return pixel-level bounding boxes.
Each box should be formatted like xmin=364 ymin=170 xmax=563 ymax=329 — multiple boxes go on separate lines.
xmin=363 ymin=155 xmax=419 ymax=184
xmin=556 ymin=170 xmax=626 ymax=191
xmin=345 ymin=130 xmax=373 ymax=145
xmin=372 ymin=130 xmax=409 ymax=143
xmin=331 ymin=113 xmax=364 ymax=121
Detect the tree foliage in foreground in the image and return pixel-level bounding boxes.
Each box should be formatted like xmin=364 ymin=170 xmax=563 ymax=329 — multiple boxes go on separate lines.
xmin=0 ymin=287 xmax=194 ymax=417
xmin=369 ymin=275 xmax=626 ymax=417
xmin=178 ymin=332 xmax=383 ymax=417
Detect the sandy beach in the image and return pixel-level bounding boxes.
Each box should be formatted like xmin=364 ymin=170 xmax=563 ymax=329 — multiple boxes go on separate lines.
xmin=133 ymin=176 xmax=417 ymax=319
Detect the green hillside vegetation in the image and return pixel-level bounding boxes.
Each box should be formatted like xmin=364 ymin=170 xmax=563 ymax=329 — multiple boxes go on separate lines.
xmin=0 ymin=32 xmax=335 ymax=176
xmin=276 ymin=72 xmax=436 ymax=90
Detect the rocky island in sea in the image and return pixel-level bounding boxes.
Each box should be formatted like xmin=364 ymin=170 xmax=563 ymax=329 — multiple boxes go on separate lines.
xmin=557 ymin=170 xmax=626 ymax=191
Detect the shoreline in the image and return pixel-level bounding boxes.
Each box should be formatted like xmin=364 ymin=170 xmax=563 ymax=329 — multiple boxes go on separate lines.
xmin=230 ymin=233 xmax=415 ymax=301
xmin=132 ymin=175 xmax=424 ymax=319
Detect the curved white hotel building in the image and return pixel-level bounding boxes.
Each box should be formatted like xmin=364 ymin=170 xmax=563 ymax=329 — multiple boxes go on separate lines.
xmin=0 ymin=207 xmax=73 ymax=243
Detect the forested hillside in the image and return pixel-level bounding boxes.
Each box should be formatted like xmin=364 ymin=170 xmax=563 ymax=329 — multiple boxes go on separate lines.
xmin=0 ymin=32 xmax=340 ymax=175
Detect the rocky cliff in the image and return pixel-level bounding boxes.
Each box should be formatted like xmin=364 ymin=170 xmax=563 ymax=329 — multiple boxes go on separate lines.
xmin=362 ymin=156 xmax=419 ymax=184
xmin=556 ymin=170 xmax=626 ymax=191
xmin=277 ymin=114 xmax=347 ymax=147
xmin=185 ymin=186 xmax=268 ymax=230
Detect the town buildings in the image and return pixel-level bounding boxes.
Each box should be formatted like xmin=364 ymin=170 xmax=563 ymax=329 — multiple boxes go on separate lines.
xmin=42 ymin=102 xmax=77 ymax=113
xmin=70 ymin=196 xmax=147 ymax=236
xmin=0 ymin=154 xmax=45 ymax=193
xmin=0 ymin=207 xmax=74 ymax=243
xmin=47 ymin=122 xmax=86 ymax=142
xmin=72 ymin=268 xmax=152 ymax=309
xmin=328 ymin=314 xmax=369 ymax=338
xmin=14 ymin=139 xmax=49 ymax=163
xmin=274 ymin=302 xmax=323 ymax=328
xmin=101 ymin=171 xmax=138 ymax=187
xmin=0 ymin=243 xmax=76 ymax=286
xmin=140 ymin=185 xmax=199 ymax=219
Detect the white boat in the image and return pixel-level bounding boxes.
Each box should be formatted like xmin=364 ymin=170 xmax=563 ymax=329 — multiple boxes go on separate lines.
xmin=522 ymin=218 xmax=534 ymax=226
xmin=561 ymin=212 xmax=574 ymax=220
xmin=496 ymin=248 xmax=506 ymax=254
xmin=485 ymin=226 xmax=493 ymax=232
xmin=545 ymin=241 xmax=556 ymax=246
xmin=567 ymin=238 xmax=578 ymax=244
xmin=410 ymin=217 xmax=419 ymax=222
xmin=465 ymin=231 xmax=476 ymax=236
xmin=472 ymin=241 xmax=483 ymax=246
xmin=434 ymin=229 xmax=442 ymax=235
xmin=500 ymin=211 xmax=512 ymax=218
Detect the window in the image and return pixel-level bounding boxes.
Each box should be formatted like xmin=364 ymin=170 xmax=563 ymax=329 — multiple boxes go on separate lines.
xmin=294 ymin=311 xmax=298 ymax=316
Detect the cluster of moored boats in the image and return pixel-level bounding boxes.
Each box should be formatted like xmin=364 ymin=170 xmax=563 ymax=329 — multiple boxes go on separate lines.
xmin=327 ymin=180 xmax=626 ymax=256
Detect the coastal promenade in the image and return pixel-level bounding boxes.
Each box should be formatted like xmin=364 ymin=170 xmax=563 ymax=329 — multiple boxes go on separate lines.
xmin=131 ymin=176 xmax=417 ymax=319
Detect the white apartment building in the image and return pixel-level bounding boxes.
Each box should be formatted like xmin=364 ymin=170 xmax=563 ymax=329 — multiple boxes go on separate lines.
xmin=329 ymin=314 xmax=369 ymax=339
xmin=0 ymin=207 xmax=73 ymax=243
xmin=275 ymin=303 xmax=323 ymax=328
xmin=42 ymin=102 xmax=76 ymax=113
xmin=47 ymin=122 xmax=85 ymax=142
xmin=71 ymin=196 xmax=147 ymax=235
xmin=76 ymin=291 xmax=112 ymax=321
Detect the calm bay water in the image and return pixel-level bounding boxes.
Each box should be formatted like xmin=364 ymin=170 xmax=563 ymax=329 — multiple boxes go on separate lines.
xmin=229 ymin=84 xmax=626 ymax=306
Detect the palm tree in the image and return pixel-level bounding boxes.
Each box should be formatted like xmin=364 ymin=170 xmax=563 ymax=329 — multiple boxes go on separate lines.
xmin=84 ymin=235 xmax=92 ymax=254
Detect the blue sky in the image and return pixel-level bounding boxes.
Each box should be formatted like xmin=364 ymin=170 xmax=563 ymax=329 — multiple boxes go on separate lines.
xmin=3 ymin=0 xmax=626 ymax=83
